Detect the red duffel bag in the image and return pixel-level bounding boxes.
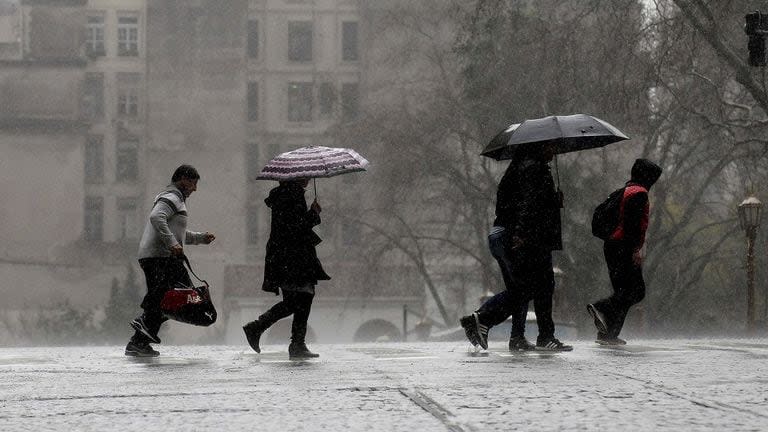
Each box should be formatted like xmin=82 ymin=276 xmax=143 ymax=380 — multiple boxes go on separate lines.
xmin=160 ymin=256 xmax=217 ymax=326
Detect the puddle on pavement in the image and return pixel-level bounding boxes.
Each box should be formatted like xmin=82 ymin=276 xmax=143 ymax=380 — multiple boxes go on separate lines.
xmin=0 ymin=357 xmax=54 ymax=366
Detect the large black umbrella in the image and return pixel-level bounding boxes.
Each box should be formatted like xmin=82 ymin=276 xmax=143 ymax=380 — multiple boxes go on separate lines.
xmin=481 ymin=114 xmax=629 ymax=160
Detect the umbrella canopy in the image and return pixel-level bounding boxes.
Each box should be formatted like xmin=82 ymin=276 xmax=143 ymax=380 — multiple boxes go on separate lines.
xmin=481 ymin=114 xmax=629 ymax=160
xmin=256 ymin=145 xmax=369 ymax=181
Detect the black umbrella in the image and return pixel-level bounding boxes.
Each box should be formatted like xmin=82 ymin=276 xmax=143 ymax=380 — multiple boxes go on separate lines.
xmin=481 ymin=114 xmax=629 ymax=160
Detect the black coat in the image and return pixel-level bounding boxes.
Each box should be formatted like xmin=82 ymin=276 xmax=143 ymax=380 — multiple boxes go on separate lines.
xmin=262 ymin=183 xmax=330 ymax=294
xmin=493 ymin=158 xmax=562 ymax=251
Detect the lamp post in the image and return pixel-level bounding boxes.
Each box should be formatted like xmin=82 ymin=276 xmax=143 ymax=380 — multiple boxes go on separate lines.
xmin=738 ymin=196 xmax=763 ymax=333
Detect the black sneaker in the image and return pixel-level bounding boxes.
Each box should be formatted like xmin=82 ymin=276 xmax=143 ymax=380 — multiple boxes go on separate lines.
xmin=242 ymin=320 xmax=265 ymax=353
xmin=289 ymin=343 xmax=319 ymax=360
xmin=586 ymin=304 xmax=608 ymax=334
xmin=596 ymin=336 xmax=626 ymax=346
xmin=536 ymin=338 xmax=573 ymax=352
xmin=125 ymin=341 xmax=159 ymax=357
xmin=460 ymin=313 xmax=488 ymax=350
xmin=509 ymin=336 xmax=536 ymax=351
xmin=130 ymin=316 xmax=161 ymax=344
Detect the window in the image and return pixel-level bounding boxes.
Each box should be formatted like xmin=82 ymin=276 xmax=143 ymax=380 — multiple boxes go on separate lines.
xmin=288 ymin=21 xmax=312 ymax=62
xmin=341 ymin=21 xmax=358 ymax=61
xmin=84 ymin=196 xmax=103 ymax=242
xmin=319 ymin=82 xmax=335 ymax=116
xmin=117 ymin=197 xmax=139 ymax=240
xmin=117 ymin=15 xmax=139 ymax=56
xmin=85 ymin=135 xmax=103 ymax=184
xmin=341 ymin=82 xmax=359 ymax=122
xmin=247 ymin=81 xmax=259 ymax=122
xmin=247 ymin=19 xmax=259 ymax=59
xmin=81 ymin=73 xmax=104 ymax=119
xmin=116 ymin=138 xmax=139 ymax=182
xmin=287 ymin=82 xmax=313 ymax=122
xmin=246 ymin=142 xmax=259 ymax=183
xmin=246 ymin=205 xmax=259 ymax=245
xmin=117 ymin=73 xmax=141 ymax=118
xmin=86 ymin=15 xmax=105 ymax=57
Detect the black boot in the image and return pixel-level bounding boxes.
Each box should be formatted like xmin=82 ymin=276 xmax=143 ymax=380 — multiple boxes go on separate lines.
xmin=289 ymin=342 xmax=319 ymax=359
xmin=243 ymin=319 xmax=266 ymax=353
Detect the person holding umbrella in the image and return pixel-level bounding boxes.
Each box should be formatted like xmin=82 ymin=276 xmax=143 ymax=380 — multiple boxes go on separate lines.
xmin=461 ymin=114 xmax=629 ymax=351
xmin=242 ymin=178 xmax=330 ymax=359
xmin=243 ymin=145 xmax=368 ymax=359
xmin=461 ymin=142 xmax=571 ymax=351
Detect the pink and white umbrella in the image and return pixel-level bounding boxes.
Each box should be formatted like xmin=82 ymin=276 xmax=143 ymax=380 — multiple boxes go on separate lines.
xmin=256 ymin=145 xmax=369 ymax=182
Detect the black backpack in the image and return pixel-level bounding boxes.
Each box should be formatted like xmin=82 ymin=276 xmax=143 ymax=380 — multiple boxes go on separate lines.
xmin=591 ymin=187 xmax=625 ymax=240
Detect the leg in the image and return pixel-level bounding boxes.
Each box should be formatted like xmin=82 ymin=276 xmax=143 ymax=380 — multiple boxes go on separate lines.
xmin=243 ymin=289 xmax=301 ymax=353
xmin=258 ymin=295 xmax=297 ymax=328
xmin=133 ymin=258 xmax=189 ymax=343
xmin=608 ymin=258 xmax=645 ymax=338
xmin=531 ymin=252 xmax=555 ymax=342
xmin=286 ymin=291 xmax=319 ymax=359
xmin=287 ymin=291 xmax=314 ymax=344
xmin=476 ymin=290 xmax=521 ymax=328
xmin=595 ymin=242 xmax=645 ymax=338
xmin=478 ymin=232 xmax=527 ymax=331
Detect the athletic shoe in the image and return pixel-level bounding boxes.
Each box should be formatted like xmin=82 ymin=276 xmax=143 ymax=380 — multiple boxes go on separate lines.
xmin=289 ymin=343 xmax=320 ymax=359
xmin=124 ymin=341 xmax=159 ymax=357
xmin=509 ymin=336 xmax=536 ymax=351
xmin=130 ymin=316 xmax=161 ymax=344
xmin=242 ymin=320 xmax=265 ymax=353
xmin=586 ymin=304 xmax=608 ymax=334
xmin=536 ymin=337 xmax=573 ymax=352
xmin=596 ymin=336 xmax=626 ymax=346
xmin=459 ymin=313 xmax=488 ymax=350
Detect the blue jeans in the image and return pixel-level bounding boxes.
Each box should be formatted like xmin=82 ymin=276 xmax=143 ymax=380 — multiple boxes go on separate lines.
xmin=477 ymin=230 xmax=556 ymax=341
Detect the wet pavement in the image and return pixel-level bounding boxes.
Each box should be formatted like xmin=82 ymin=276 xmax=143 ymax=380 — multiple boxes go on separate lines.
xmin=1 ymin=339 xmax=767 ymax=431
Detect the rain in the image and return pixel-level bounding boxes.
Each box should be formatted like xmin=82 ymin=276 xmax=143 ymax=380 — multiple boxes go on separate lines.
xmin=1 ymin=0 xmax=768 ymax=430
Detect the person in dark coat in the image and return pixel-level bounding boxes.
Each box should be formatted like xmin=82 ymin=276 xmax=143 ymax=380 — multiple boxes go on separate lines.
xmin=242 ymin=178 xmax=330 ymax=359
xmin=587 ymin=158 xmax=662 ymax=345
xmin=461 ymin=143 xmax=572 ymax=352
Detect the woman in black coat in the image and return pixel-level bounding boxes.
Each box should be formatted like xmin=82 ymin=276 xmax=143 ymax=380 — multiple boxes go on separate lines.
xmin=243 ymin=179 xmax=330 ymax=359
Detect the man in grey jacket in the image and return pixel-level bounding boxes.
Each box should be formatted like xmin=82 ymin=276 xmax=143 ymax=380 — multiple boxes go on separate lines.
xmin=125 ymin=164 xmax=215 ymax=357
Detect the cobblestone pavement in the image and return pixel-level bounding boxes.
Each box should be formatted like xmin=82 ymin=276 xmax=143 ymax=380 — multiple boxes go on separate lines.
xmin=1 ymin=339 xmax=767 ymax=431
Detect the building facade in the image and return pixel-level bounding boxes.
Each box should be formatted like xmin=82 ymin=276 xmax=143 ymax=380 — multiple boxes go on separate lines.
xmin=0 ymin=0 xmax=426 ymax=344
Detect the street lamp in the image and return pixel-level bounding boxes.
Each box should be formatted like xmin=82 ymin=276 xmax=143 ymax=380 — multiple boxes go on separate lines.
xmin=738 ymin=196 xmax=763 ymax=333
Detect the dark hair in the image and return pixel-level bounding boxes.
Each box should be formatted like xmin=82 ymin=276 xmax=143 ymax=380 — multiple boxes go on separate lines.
xmin=171 ymin=164 xmax=200 ymax=182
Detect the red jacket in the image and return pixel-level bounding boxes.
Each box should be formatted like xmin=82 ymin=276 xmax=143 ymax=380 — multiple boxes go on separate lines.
xmin=609 ymin=183 xmax=649 ymax=250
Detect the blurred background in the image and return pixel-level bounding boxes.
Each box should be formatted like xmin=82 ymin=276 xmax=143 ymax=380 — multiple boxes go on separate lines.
xmin=1 ymin=0 xmax=768 ymax=346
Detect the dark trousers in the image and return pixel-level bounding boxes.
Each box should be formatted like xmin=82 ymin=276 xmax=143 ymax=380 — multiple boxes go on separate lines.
xmin=593 ymin=241 xmax=646 ymax=338
xmin=131 ymin=257 xmax=192 ymax=344
xmin=477 ymin=233 xmax=556 ymax=341
xmin=259 ymin=291 xmax=315 ymax=344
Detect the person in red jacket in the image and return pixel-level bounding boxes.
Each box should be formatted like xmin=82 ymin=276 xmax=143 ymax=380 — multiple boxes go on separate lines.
xmin=587 ymin=159 xmax=662 ymax=345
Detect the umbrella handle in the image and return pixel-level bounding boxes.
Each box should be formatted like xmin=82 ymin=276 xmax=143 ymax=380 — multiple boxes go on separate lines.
xmin=313 ymin=178 xmax=318 ymax=199
xmin=554 ymin=155 xmax=564 ymax=208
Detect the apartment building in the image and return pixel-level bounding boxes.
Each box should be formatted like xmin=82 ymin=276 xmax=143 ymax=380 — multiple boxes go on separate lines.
xmin=0 ymin=0 xmax=424 ymax=344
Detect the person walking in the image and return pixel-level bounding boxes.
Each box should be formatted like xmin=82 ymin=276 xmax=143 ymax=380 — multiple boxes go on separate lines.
xmin=125 ymin=164 xmax=216 ymax=357
xmin=461 ymin=143 xmax=572 ymax=352
xmin=242 ymin=178 xmax=330 ymax=359
xmin=587 ymin=158 xmax=662 ymax=345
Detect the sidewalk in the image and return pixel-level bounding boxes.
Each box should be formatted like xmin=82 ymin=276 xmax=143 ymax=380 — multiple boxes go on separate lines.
xmin=1 ymin=339 xmax=767 ymax=431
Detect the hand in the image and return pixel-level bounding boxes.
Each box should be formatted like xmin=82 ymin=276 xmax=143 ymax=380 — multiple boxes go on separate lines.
xmin=632 ymin=249 xmax=643 ymax=267
xmin=170 ymin=243 xmax=184 ymax=256
xmin=203 ymin=232 xmax=216 ymax=244
xmin=310 ymin=199 xmax=321 ymax=213
xmin=510 ymin=235 xmax=524 ymax=250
